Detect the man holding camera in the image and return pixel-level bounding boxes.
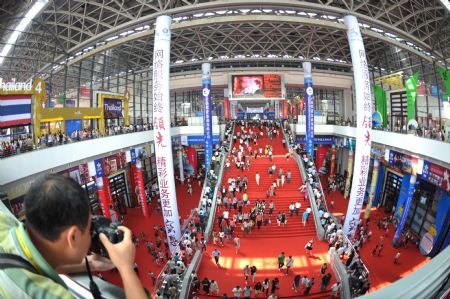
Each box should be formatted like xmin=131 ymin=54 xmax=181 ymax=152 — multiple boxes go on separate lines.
xmin=0 ymin=175 xmax=147 ymax=299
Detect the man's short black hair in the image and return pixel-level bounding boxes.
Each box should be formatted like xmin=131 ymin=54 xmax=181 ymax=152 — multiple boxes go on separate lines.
xmin=25 ymin=175 xmax=90 ymax=241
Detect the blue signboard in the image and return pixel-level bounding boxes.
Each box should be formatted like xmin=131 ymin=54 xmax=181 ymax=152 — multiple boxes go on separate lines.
xmin=130 ymin=148 xmax=136 ymax=165
xmin=94 ymin=158 xmax=104 ymax=178
xmin=202 ymin=78 xmax=213 ymax=171
xmin=296 ymin=135 xmax=334 ymax=144
xmin=393 ymin=176 xmax=417 ymax=244
xmin=188 ymin=135 xmax=220 ymax=145
xmin=422 ymin=160 xmax=431 ymax=181
xmin=305 ymin=78 xmax=314 ymax=159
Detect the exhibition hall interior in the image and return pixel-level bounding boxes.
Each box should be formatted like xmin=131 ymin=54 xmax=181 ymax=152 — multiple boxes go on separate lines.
xmin=0 ymin=0 xmax=449 ymax=298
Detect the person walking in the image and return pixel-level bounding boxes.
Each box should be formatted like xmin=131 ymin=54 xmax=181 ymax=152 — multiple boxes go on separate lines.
xmin=305 ymin=240 xmax=313 ymax=256
xmin=210 ymin=280 xmax=220 ymax=295
xmin=277 ymin=252 xmax=286 ymax=271
xmin=320 ymin=273 xmax=332 ymax=291
xmin=250 ymin=265 xmax=257 ymax=282
xmin=285 ymin=256 xmax=294 ymax=275
xmin=201 ymin=238 xmax=207 ymax=252
xmin=320 ymin=263 xmax=328 ymax=275
xmin=254 ymin=281 xmax=262 ymax=297
xmin=212 ymin=248 xmax=221 ymax=266
xmin=232 ymin=286 xmax=242 ymax=299
xmin=330 ymin=282 xmax=341 ymax=298
xmin=242 ymin=285 xmax=252 ymax=299
xmin=243 ymin=265 xmax=250 ymax=284
xmin=304 ymin=277 xmax=315 ymax=295
xmin=234 ymin=236 xmax=241 ymax=254
xmin=394 ymin=251 xmax=401 ymax=264
xmin=255 ymin=172 xmax=260 ymax=186
xmin=202 ymin=277 xmax=211 ymax=294
xmin=302 ymin=209 xmax=309 ymax=226
xmin=262 ymin=278 xmax=270 ymax=296
xmin=292 ymin=274 xmax=301 ymax=293
xmin=295 ymin=201 xmax=301 ymax=216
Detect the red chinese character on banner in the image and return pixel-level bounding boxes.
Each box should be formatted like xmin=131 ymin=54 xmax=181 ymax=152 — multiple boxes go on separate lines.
xmin=158 ymin=167 xmax=167 ymax=178
xmin=362 ymin=116 xmax=371 ymax=128
xmin=153 ymin=117 xmax=165 ymax=130
xmin=157 ymin=157 xmax=166 ymax=168
xmin=361 ymin=155 xmax=370 ymax=166
xmin=156 ymin=131 xmax=166 ymax=147
xmin=364 ymin=130 xmax=371 ymax=145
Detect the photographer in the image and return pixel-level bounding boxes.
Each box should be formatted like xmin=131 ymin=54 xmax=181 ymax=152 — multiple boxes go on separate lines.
xmin=0 ymin=175 xmax=147 ymax=299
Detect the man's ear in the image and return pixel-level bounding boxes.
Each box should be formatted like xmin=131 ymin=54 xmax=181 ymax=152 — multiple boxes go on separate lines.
xmin=65 ymin=225 xmax=80 ymax=249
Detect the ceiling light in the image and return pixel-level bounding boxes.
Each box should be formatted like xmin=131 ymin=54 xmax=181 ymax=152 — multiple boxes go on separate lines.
xmin=0 ymin=0 xmax=48 ymax=65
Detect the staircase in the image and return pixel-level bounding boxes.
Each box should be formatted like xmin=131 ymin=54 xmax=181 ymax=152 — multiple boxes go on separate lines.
xmin=213 ymin=125 xmax=316 ymax=239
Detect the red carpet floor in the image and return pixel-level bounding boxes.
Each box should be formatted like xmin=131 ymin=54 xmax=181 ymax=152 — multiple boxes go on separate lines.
xmin=100 ymin=180 xmax=202 ymax=293
xmin=196 ymin=125 xmax=335 ymax=298
xmin=321 ymin=176 xmax=430 ymax=293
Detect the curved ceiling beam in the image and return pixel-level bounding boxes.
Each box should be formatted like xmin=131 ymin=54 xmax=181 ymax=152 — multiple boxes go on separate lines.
xmin=57 ymin=0 xmax=442 ymax=58
xmin=61 ymin=14 xmax=433 ymax=73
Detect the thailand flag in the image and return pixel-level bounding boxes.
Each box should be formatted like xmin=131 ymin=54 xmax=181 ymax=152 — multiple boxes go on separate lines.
xmin=0 ymin=95 xmax=32 ymax=127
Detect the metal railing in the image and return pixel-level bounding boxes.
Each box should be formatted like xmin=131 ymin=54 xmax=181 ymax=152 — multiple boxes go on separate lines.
xmin=283 ymin=121 xmax=370 ymax=298
xmin=281 ymin=123 xmax=325 ymax=240
xmin=178 ymin=122 xmax=234 ymax=299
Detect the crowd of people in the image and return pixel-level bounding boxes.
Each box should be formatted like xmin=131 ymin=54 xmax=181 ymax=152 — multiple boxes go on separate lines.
xmin=287 ymin=125 xmax=372 ymax=298
xmin=185 ymin=120 xmax=344 ymax=298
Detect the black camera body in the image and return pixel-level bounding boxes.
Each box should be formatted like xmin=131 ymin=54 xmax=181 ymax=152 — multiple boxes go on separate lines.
xmin=90 ymin=215 xmax=124 ymax=257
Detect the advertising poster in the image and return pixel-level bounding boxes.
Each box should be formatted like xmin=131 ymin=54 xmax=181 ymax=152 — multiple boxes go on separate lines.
xmin=422 ymin=160 xmax=450 ymax=192
xmin=232 ymin=74 xmax=282 ymax=99
xmin=389 ymin=150 xmax=418 ymax=174
xmin=103 ymin=154 xmax=118 ymax=177
xmin=103 ymin=98 xmax=123 ymax=119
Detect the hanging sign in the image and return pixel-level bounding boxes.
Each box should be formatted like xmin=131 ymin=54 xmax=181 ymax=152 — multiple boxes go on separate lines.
xmin=422 ymin=160 xmax=450 ymax=192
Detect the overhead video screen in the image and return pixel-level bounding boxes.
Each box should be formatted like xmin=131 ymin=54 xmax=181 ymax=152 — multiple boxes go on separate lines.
xmin=231 ymin=74 xmax=283 ymax=99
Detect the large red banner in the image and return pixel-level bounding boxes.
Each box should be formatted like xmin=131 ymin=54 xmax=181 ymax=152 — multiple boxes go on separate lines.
xmin=224 ymin=97 xmax=230 ymax=119
xmin=135 ymin=168 xmax=149 ymax=217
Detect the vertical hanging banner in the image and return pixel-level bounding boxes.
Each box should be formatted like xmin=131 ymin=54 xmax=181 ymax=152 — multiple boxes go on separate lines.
xmin=223 ymin=89 xmax=230 ymax=119
xmin=330 ymin=146 xmax=336 ymax=178
xmin=343 ymin=15 xmax=373 ymax=239
xmin=364 ymin=159 xmax=380 ymax=219
xmin=274 ymin=100 xmax=280 ymax=119
xmin=152 ymin=15 xmax=181 ymax=255
xmin=405 ymin=72 xmax=419 ymax=121
xmin=303 ymin=62 xmax=315 ymax=159
xmin=437 ymin=67 xmax=450 ymax=100
xmin=343 ymin=150 xmax=354 ymax=198
xmin=178 ymin=150 xmax=185 ymax=183
xmin=202 ymin=63 xmax=213 ymax=171
xmin=135 ymin=160 xmax=150 ymax=217
xmin=372 ymin=84 xmax=387 ymax=128
xmin=393 ymin=175 xmax=416 ymax=246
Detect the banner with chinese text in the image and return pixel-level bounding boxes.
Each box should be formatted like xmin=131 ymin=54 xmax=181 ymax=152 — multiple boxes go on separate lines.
xmin=152 ymin=16 xmax=181 ymax=255
xmin=343 ymin=16 xmax=372 ymax=239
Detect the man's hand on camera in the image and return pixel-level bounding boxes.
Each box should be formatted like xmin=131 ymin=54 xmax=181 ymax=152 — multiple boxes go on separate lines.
xmin=99 ymin=226 xmax=135 ymax=273
xmin=87 ymin=253 xmax=115 ymax=272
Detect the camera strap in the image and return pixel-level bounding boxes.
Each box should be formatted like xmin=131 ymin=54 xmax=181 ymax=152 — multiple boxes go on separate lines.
xmin=0 ymin=252 xmax=37 ymax=274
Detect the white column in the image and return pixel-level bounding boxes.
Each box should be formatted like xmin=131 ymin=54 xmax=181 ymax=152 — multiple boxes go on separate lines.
xmin=342 ymin=15 xmax=373 ymax=239
xmin=152 ymin=15 xmax=181 ymax=255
